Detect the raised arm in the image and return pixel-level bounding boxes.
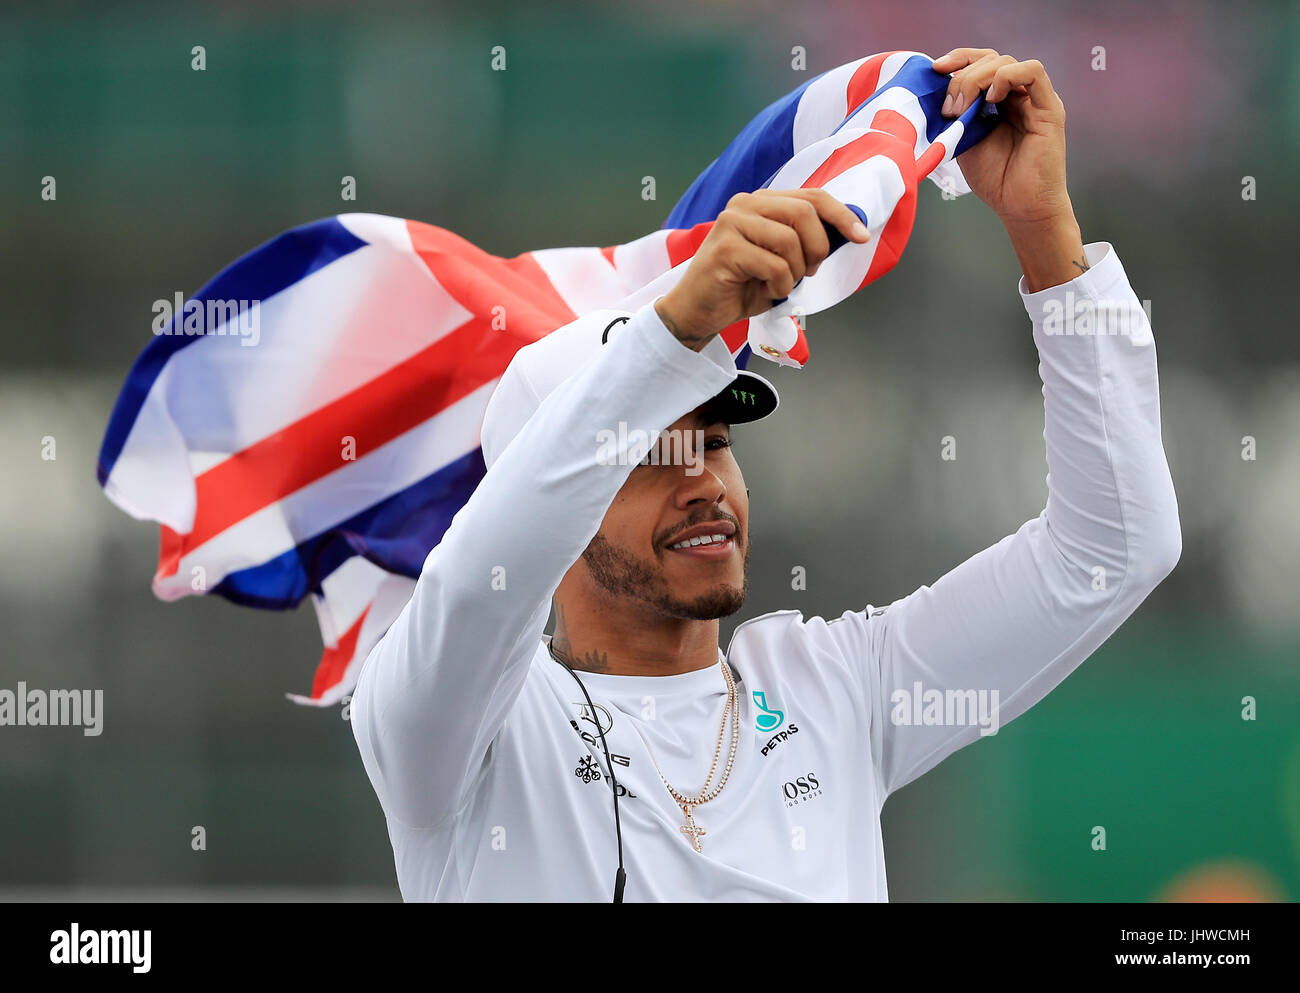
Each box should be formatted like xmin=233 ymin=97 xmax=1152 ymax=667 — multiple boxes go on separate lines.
xmin=817 ymin=50 xmax=1180 ymax=799
xmin=824 ymin=238 xmax=1180 ymax=799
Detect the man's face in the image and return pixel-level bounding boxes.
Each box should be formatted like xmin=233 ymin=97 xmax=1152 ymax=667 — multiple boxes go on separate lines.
xmin=577 ymin=405 xmax=749 ymax=621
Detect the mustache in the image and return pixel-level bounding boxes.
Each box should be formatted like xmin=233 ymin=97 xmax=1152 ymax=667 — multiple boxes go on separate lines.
xmin=655 ymin=510 xmax=743 ymax=550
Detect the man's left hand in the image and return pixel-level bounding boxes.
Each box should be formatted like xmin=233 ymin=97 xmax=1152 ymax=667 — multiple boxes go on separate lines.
xmin=932 ymin=49 xmax=1071 ymax=229
xmin=933 ymin=48 xmax=1089 ymax=292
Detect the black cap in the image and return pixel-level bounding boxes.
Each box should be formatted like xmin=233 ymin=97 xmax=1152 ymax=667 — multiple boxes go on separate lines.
xmin=600 ymin=315 xmax=781 ymax=427
xmin=704 ymin=369 xmax=780 ymax=425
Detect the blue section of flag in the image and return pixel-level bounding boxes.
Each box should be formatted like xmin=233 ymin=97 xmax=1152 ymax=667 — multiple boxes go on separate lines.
xmin=832 ymin=54 xmax=999 ymax=151
xmin=96 ymin=217 xmax=368 ymax=486
xmin=214 ymin=449 xmax=486 ymax=610
xmin=662 ymin=74 xmax=819 ymax=230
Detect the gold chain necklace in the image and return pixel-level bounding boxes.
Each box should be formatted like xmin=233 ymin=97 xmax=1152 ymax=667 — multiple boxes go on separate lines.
xmin=634 ymin=658 xmax=739 ymax=853
xmin=549 ymin=642 xmax=740 ymax=854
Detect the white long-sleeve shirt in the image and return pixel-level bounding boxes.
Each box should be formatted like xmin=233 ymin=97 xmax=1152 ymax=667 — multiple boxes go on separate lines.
xmin=350 ymin=241 xmax=1181 ymax=901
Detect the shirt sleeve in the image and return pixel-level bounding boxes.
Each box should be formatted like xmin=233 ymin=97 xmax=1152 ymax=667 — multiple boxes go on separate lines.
xmin=349 ymin=302 xmax=738 ymax=829
xmin=821 ymin=242 xmax=1182 ymax=803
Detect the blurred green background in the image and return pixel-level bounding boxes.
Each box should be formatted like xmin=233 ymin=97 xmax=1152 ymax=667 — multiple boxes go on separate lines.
xmin=1 ymin=0 xmax=1297 ymax=901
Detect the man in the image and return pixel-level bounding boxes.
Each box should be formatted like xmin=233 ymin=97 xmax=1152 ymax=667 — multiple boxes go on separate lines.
xmin=350 ymin=49 xmax=1181 ymax=901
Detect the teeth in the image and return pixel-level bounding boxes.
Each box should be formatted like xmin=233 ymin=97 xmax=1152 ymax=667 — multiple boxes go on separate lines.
xmin=670 ymin=533 xmax=730 ymax=550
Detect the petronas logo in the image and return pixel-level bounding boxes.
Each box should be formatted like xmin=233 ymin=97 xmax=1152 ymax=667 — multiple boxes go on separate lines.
xmin=753 ymin=690 xmax=784 ymax=732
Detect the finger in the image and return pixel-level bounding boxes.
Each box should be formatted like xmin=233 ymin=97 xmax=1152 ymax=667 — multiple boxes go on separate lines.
xmin=760 ymin=187 xmax=870 ymax=251
xmin=802 ymin=188 xmax=871 ymax=251
xmin=985 ymin=59 xmax=1061 ymax=111
xmin=730 ymin=239 xmax=797 ymax=301
xmin=943 ymin=52 xmax=1005 ymax=115
xmin=944 ymin=53 xmax=1016 ymax=117
xmin=729 ymin=209 xmax=811 ymax=284
xmin=931 ymin=47 xmax=999 ymax=73
xmin=743 ymin=192 xmax=832 ymax=271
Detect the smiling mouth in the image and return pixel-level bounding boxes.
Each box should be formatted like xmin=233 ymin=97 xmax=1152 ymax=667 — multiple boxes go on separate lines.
xmin=664 ymin=529 xmax=738 ymax=560
xmin=660 ymin=517 xmax=739 ymax=559
xmin=667 ymin=531 xmax=732 ymax=551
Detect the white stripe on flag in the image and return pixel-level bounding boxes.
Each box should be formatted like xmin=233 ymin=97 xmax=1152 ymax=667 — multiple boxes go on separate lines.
xmin=610 ymin=230 xmax=674 ymax=296
xmin=530 ymin=246 xmax=630 ymax=316
xmin=289 ymin=572 xmax=417 ymax=707
xmin=314 ymin=554 xmax=391 ymax=645
xmin=152 ymin=378 xmax=501 ymax=599
xmin=112 ymin=220 xmax=473 ymax=523
xmin=792 ymin=55 xmax=874 ymax=152
xmin=761 ymin=132 xmax=907 ymax=318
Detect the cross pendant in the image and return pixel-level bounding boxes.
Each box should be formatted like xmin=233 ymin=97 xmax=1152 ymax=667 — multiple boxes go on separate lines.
xmin=679 ymin=802 xmax=706 ymax=853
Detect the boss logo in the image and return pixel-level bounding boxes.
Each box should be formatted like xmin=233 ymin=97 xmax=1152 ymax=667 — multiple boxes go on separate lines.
xmin=781 ymin=772 xmax=822 ymax=807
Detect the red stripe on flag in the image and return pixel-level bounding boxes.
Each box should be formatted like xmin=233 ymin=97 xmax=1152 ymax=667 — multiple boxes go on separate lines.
xmin=665 ymin=222 xmax=714 ymax=268
xmin=788 ymin=319 xmax=810 ymax=367
xmin=915 ymin=140 xmax=948 ymax=181
xmin=859 ymin=172 xmax=917 ymax=290
xmin=154 ymin=222 xmax=580 ymax=579
xmin=869 ymin=108 xmax=918 ymax=149
xmin=311 ymin=604 xmax=371 ymax=699
xmin=721 ymin=320 xmax=748 ymax=353
xmin=157 ymin=526 xmax=182 ymax=581
xmin=156 ymin=318 xmax=526 ymax=578
xmin=600 ymin=244 xmax=618 ymax=268
xmin=405 ymin=220 xmax=578 ymax=341
xmin=801 ymin=129 xmax=912 ymax=190
xmin=845 ymin=52 xmax=898 ymax=118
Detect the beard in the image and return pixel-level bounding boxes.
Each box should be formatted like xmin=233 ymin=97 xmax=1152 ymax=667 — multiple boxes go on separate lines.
xmin=580 ymin=531 xmax=749 ymax=620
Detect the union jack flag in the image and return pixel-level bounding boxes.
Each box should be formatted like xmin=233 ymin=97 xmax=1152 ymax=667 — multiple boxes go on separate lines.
xmin=96 ymin=51 xmax=997 ymax=705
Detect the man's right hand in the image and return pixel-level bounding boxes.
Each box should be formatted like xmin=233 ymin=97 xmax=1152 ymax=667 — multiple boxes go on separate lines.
xmin=654 ymin=189 xmax=870 ymax=351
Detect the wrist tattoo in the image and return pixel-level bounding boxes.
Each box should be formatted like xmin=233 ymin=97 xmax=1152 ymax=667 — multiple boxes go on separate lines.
xmin=657 ymin=305 xmax=713 ymax=348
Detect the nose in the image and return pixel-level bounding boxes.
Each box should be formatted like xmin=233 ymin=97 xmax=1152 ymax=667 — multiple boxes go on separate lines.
xmin=673 ymin=460 xmax=727 ymax=511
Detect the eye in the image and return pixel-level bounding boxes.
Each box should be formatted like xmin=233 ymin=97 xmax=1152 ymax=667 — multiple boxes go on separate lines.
xmin=705 ymin=435 xmax=732 ymax=451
